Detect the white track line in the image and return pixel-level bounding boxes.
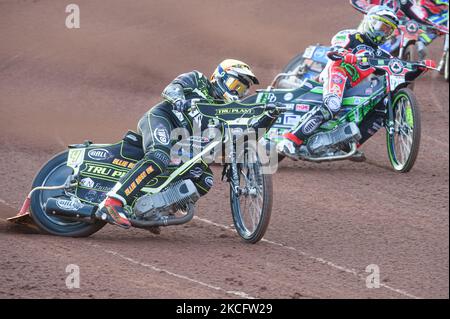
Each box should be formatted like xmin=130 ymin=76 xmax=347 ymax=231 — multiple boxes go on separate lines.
xmin=422 ymin=135 xmax=449 ymax=152
xmin=194 ymin=216 xmax=421 ymax=299
xmin=0 ymin=196 xmax=419 ymax=299
xmin=88 ymin=244 xmax=254 ymax=299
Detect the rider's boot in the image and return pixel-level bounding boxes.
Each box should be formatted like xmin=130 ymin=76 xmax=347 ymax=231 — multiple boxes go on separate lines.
xmin=95 ymin=149 xmax=170 ymax=230
xmin=95 ymin=197 xmax=131 ymax=229
xmin=277 ymin=133 xmax=303 ymax=160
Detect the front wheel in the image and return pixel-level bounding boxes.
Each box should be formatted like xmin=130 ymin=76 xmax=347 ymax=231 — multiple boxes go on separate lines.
xmin=30 ymin=151 xmax=106 ymax=237
xmin=386 ymin=88 xmax=421 ymax=173
xmin=229 ymin=151 xmax=273 ymax=244
xmin=444 ymin=50 xmax=449 ymax=82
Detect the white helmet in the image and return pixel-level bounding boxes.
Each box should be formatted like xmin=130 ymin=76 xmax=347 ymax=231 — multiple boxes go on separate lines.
xmin=360 ymin=5 xmax=400 ymax=45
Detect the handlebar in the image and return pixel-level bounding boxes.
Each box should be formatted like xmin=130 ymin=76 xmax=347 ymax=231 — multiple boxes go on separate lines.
xmin=326 ymin=51 xmax=437 ymax=71
xmin=190 ymin=100 xmax=288 ymax=113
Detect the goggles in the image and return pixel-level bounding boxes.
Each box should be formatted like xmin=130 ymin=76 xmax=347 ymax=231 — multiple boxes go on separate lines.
xmin=224 ymin=76 xmax=249 ymax=98
xmin=372 ymin=17 xmax=397 ymax=40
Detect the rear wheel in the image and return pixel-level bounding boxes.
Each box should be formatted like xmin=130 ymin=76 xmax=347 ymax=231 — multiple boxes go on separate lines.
xmin=30 ymin=151 xmax=105 ymax=237
xmin=230 ymin=149 xmax=273 ymax=244
xmin=282 ymin=53 xmax=305 ymax=73
xmin=386 ymin=88 xmax=421 ymax=173
xmin=274 ymin=53 xmax=306 ymax=88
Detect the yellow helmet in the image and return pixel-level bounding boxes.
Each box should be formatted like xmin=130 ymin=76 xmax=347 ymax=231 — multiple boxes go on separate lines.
xmin=211 ymin=59 xmax=259 ymax=102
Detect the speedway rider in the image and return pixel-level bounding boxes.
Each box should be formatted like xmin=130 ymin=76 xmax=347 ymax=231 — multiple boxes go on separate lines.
xmin=96 ymin=60 xmax=260 ymax=229
xmin=351 ymin=0 xmax=449 ymax=59
xmin=278 ymin=6 xmax=400 ymax=159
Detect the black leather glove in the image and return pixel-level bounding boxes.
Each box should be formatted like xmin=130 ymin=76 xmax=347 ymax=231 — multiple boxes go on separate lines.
xmin=173 ymin=99 xmax=190 ymax=113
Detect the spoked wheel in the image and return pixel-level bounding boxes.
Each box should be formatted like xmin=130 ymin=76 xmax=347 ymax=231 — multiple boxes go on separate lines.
xmin=445 ymin=50 xmax=449 ymax=82
xmin=386 ymin=88 xmax=421 ymax=173
xmin=274 ymin=53 xmax=306 ymax=88
xmin=230 ymin=149 xmax=273 ymax=244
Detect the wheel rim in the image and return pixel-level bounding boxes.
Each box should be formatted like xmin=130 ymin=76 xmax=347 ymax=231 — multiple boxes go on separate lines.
xmin=37 ymin=162 xmax=82 ymax=227
xmin=232 ymin=153 xmax=265 ymax=239
xmin=391 ymin=96 xmax=414 ymax=169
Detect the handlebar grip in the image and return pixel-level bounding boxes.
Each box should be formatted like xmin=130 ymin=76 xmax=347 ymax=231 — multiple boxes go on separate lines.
xmin=265 ymin=102 xmax=285 ymax=110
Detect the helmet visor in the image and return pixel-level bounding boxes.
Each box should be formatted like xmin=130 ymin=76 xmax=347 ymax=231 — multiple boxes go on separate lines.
xmin=224 ymin=76 xmax=249 ymax=98
xmin=371 ymin=17 xmax=396 ymax=42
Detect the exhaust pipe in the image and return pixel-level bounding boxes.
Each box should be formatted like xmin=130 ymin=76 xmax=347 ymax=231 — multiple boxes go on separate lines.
xmin=45 ymin=198 xmax=96 ymax=223
xmin=130 ymin=203 xmax=195 ymax=228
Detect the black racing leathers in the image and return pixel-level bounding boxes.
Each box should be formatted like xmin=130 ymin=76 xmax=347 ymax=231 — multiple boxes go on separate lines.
xmin=108 ymin=71 xmax=219 ymax=206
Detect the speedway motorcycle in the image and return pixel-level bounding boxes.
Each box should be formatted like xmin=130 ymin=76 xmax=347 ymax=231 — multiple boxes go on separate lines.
xmin=351 ymin=1 xmax=449 ymax=84
xmin=244 ymin=52 xmax=437 ymax=173
xmin=8 ymin=102 xmax=285 ymax=244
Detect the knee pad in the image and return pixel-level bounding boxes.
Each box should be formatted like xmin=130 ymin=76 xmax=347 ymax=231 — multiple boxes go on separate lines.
xmin=144 ymin=147 xmax=171 ymax=173
xmin=195 ymin=173 xmax=214 ymax=196
xmin=323 ymin=94 xmax=342 ymax=118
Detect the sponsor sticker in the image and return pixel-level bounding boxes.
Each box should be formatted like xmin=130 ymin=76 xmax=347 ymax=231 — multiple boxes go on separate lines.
xmin=87 ymin=148 xmax=111 ymax=161
xmin=406 ymin=20 xmax=419 ymax=34
xmin=389 ymin=59 xmax=404 ymax=75
xmin=85 ymin=190 xmax=97 ymax=202
xmin=84 ymin=163 xmax=127 ymax=179
xmin=295 ymin=104 xmax=310 ymax=112
xmin=67 ymin=149 xmax=85 ymax=169
xmin=330 ymin=84 xmax=343 ymax=96
xmin=284 ymin=115 xmax=301 ymax=126
xmin=283 ymin=93 xmax=294 ymax=101
xmin=189 ymin=167 xmax=204 ymax=178
xmin=303 ymin=46 xmax=315 ymax=59
xmin=154 ymin=126 xmax=170 ymax=145
xmin=112 ymin=158 xmax=135 ymax=169
xmin=80 ymin=177 xmax=95 ymax=188
xmin=56 ymin=198 xmax=83 ymax=211
xmin=331 ymin=74 xmax=345 ymax=84
xmin=314 ymin=47 xmax=326 ymax=59
xmin=302 ymin=116 xmax=322 ymax=135
xmin=204 ymin=176 xmax=214 ymax=188
xmin=284 ymin=104 xmax=295 ymax=111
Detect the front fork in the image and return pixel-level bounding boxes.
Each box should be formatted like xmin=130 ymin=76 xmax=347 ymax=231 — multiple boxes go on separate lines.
xmin=385 ymin=92 xmax=396 ymax=137
xmin=221 ymin=132 xmax=241 ymax=197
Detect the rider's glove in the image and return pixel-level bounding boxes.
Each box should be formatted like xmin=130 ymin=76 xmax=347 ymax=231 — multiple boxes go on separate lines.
xmin=343 ymin=52 xmax=358 ymax=64
xmin=173 ymin=99 xmax=189 ymax=113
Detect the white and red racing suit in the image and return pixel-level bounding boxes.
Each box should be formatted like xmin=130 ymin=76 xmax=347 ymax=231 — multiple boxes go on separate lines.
xmin=285 ymin=30 xmax=390 ymax=145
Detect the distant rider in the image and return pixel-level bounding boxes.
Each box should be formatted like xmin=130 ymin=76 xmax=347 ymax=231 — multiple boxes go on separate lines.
xmin=351 ymin=0 xmax=449 ymax=59
xmin=96 ymin=60 xmax=259 ymax=229
xmin=278 ymin=6 xmax=400 ymax=159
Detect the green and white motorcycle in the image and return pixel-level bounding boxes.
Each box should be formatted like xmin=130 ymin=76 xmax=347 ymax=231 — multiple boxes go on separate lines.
xmin=244 ymin=52 xmax=438 ymax=172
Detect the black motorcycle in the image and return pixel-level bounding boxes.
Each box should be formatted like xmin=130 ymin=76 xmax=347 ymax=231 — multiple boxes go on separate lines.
xmin=8 ymin=102 xmax=285 ymax=244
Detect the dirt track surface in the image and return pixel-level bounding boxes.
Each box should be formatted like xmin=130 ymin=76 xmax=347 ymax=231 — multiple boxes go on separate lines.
xmin=0 ymin=0 xmax=448 ymax=299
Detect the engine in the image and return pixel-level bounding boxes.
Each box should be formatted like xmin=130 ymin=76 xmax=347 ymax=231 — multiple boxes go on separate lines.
xmin=306 ymin=122 xmax=362 ymax=155
xmin=134 ymin=179 xmax=200 ymax=221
